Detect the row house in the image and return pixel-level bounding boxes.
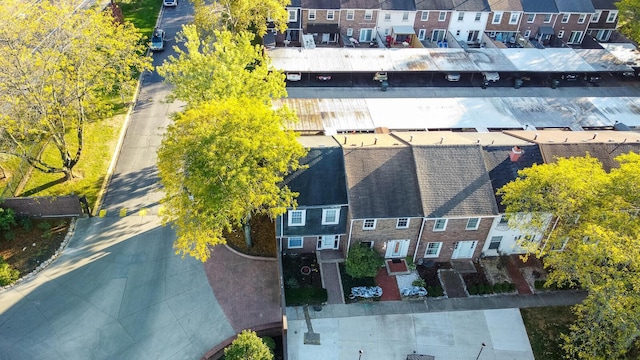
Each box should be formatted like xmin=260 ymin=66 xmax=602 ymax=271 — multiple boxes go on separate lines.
xmin=552 ymin=0 xmax=596 ymax=45
xmin=518 ymin=0 xmax=559 ymax=46
xmin=413 ymin=0 xmax=491 ymax=47
xmin=301 ymin=0 xmax=341 ymax=45
xmin=339 ymin=0 xmax=380 ymax=44
xmin=588 ymin=0 xmax=619 ymax=42
xmin=485 ymin=0 xmax=522 ymax=47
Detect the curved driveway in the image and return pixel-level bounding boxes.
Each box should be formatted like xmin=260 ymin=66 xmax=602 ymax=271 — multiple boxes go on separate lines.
xmin=0 ymin=3 xmax=241 ymax=359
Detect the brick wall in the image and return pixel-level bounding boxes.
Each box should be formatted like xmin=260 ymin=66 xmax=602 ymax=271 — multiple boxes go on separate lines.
xmin=339 ymin=9 xmax=379 ymax=41
xmin=416 ymin=217 xmax=494 ymax=261
xmin=519 ymin=14 xmax=559 ymax=39
xmin=280 ymin=235 xmax=345 ymax=253
xmin=348 ymin=217 xmax=422 ymax=258
xmin=485 ymin=11 xmax=520 ymax=32
xmin=413 ymin=10 xmax=450 ymax=41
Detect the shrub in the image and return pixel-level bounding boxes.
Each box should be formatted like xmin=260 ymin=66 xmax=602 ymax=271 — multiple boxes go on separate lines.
xmin=37 ymin=221 xmax=51 ymax=231
xmin=468 ymin=285 xmax=479 ymax=295
xmin=42 ymin=229 xmax=52 ymax=239
xmin=225 ymin=330 xmax=273 ymax=360
xmin=0 ymin=208 xmax=16 ymax=231
xmin=284 ymin=287 xmax=328 ymax=306
xmin=285 ymin=277 xmax=299 ymax=289
xmin=493 ymin=283 xmax=505 ymax=293
xmin=427 ymin=285 xmax=444 ymax=297
xmin=261 ymin=336 xmax=276 ymax=354
xmin=405 ymin=256 xmax=416 ymax=271
xmin=19 ymin=216 xmax=32 ymax=231
xmin=4 ymin=231 xmax=15 ymax=241
xmin=412 ymin=278 xmax=426 ymax=287
xmin=507 ymin=283 xmax=516 ymax=292
xmin=0 ymin=257 xmax=20 ymax=286
xmin=345 ymin=244 xmax=383 ymax=278
xmin=534 ymin=280 xmax=547 ymax=290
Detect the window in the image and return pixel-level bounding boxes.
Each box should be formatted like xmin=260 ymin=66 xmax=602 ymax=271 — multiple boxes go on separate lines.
xmin=288 ymin=237 xmax=303 ymax=248
xmin=561 ymin=13 xmax=569 ymax=23
xmin=524 ymin=29 xmax=531 ymax=38
xmin=578 ymin=14 xmax=586 ymax=24
xmin=543 ymin=14 xmax=552 ymax=23
xmin=425 ymin=242 xmax=442 ymax=258
xmin=421 ymin=11 xmax=429 ymax=21
xmin=509 ymin=13 xmax=519 ymax=25
xmin=499 ymin=215 xmax=509 ymax=224
xmin=527 ymin=13 xmax=535 ymax=23
xmin=492 ymin=12 xmax=502 ymax=24
xmin=346 ymin=28 xmax=353 ymax=37
xmin=322 ymin=208 xmax=340 ymax=225
xmin=558 ymin=30 xmax=564 ymax=38
xmin=438 ymin=11 xmax=446 ymax=21
xmin=607 ymin=10 xmax=618 ymax=23
xmin=359 ymin=28 xmax=373 ymax=42
xmin=591 ymin=10 xmax=601 ymax=23
xmin=308 ymin=9 xmax=316 ymax=20
xmin=288 ymin=9 xmax=297 ymax=22
xmin=364 ymin=10 xmax=373 ymax=21
xmin=568 ymin=30 xmax=582 ymax=44
xmin=346 ymin=10 xmax=354 ymax=20
xmin=466 ymin=218 xmax=480 ymax=230
xmin=384 ymin=13 xmax=391 ymax=22
xmin=288 ymin=210 xmax=305 ymax=226
xmin=327 ymin=10 xmax=335 ymax=20
xmin=396 ymin=218 xmax=409 ymax=229
xmin=458 ymin=12 xmax=464 ymax=21
xmin=402 ymin=12 xmax=409 ymax=22
xmin=418 ymin=28 xmax=426 ymax=40
xmin=363 ymin=219 xmax=376 ymax=230
xmin=433 ymin=218 xmax=447 ymax=231
xmin=475 ymin=12 xmax=481 ymax=22
xmin=488 ymin=236 xmax=502 ymax=250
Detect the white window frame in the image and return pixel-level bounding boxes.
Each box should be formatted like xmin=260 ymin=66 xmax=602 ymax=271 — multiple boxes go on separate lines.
xmin=384 ymin=12 xmax=391 ymax=22
xmin=466 ymin=218 xmax=480 ymax=230
xmin=578 ymin=13 xmax=586 ymax=24
xmin=475 ymin=12 xmax=481 ymax=22
xmin=288 ymin=210 xmax=306 ymax=226
xmin=457 ymin=12 xmax=464 ymax=21
xmin=424 ymin=242 xmax=442 ymax=258
xmin=288 ymin=9 xmax=297 ymax=22
xmin=558 ymin=30 xmax=564 ymax=38
xmin=543 ymin=14 xmax=552 ymax=23
xmin=488 ymin=236 xmax=502 ymax=250
xmin=421 ymin=11 xmax=429 ymax=21
xmin=509 ymin=13 xmax=519 ymax=25
xmin=327 ymin=10 xmax=335 ymax=21
xmin=524 ymin=29 xmax=531 ymax=38
xmin=607 ymin=11 xmax=618 ymax=23
xmin=418 ymin=28 xmax=426 ymax=40
xmin=591 ymin=10 xmax=601 ymax=23
xmin=308 ymin=9 xmax=316 ymax=20
xmin=364 ymin=10 xmax=373 ymax=21
xmin=561 ymin=13 xmax=569 ymax=23
xmin=322 ymin=208 xmax=340 ymax=225
xmin=396 ymin=218 xmax=410 ymax=229
xmin=527 ymin=13 xmax=535 ymax=23
xmin=363 ymin=219 xmax=377 ymax=230
xmin=346 ymin=10 xmax=354 ymax=20
xmin=433 ymin=218 xmax=447 ymax=231
xmin=438 ymin=11 xmax=446 ymax=22
xmin=288 ymin=237 xmax=303 ymax=249
xmin=402 ymin=12 xmax=409 ymax=22
xmin=346 ymin=27 xmax=353 ymax=37
xmin=492 ymin=12 xmax=502 ymax=24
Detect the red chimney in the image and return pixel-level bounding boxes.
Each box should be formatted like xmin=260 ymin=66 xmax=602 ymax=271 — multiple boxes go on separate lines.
xmin=509 ymin=146 xmax=523 ymax=162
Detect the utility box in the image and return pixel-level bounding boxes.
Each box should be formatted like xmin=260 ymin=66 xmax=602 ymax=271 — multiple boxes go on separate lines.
xmin=514 ymin=78 xmax=523 ymax=89
xmin=380 ymin=80 xmax=389 ymax=91
xmin=550 ymin=79 xmax=559 ymax=89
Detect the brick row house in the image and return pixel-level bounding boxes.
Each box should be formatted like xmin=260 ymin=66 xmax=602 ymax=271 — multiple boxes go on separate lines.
xmin=269 ymin=0 xmax=621 ymax=48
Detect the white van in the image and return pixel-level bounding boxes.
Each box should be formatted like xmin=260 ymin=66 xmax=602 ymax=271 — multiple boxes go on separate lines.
xmin=482 ymin=72 xmax=500 ymax=82
xmin=163 ymin=0 xmax=178 ymax=7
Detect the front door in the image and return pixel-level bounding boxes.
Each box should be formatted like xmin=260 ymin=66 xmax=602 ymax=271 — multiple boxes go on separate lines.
xmin=568 ymin=31 xmax=583 ymax=44
xmin=318 ymin=235 xmax=339 ymax=250
xmin=385 ymin=240 xmax=409 ymax=258
xmin=451 ymin=241 xmax=477 ymax=259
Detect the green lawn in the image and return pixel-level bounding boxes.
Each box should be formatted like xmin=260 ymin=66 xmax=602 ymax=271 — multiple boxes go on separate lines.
xmin=520 ymin=306 xmax=575 ymax=360
xmin=118 ymin=0 xmax=163 ymax=37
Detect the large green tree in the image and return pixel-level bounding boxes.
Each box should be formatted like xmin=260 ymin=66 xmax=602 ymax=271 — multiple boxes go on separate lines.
xmin=617 ymin=0 xmax=640 ymax=43
xmin=157 ymin=26 xmax=286 ymax=107
xmin=224 ymin=330 xmax=274 ymax=360
xmin=192 ymin=0 xmax=290 ymax=37
xmin=157 ymin=97 xmax=306 ymax=262
xmin=499 ymin=153 xmax=640 ymax=359
xmin=0 ymin=0 xmax=150 ymax=179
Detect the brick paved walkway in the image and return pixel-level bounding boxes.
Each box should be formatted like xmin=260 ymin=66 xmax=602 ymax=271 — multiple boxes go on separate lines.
xmin=376 ymin=268 xmax=401 ymax=301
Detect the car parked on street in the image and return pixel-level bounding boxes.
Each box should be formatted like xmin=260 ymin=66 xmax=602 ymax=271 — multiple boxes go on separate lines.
xmin=163 ymin=0 xmax=178 ymax=7
xmin=482 ymin=72 xmax=500 ymax=82
xmin=445 ymin=73 xmax=461 ymax=82
xmin=584 ymin=73 xmax=602 ymax=83
xmin=561 ymin=73 xmax=579 ymax=81
xmin=150 ymin=29 xmax=165 ymax=51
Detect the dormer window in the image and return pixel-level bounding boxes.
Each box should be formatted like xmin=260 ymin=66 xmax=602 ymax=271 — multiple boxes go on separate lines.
xmin=322 ymin=208 xmax=340 ymax=225
xmin=288 ymin=210 xmax=306 ymax=226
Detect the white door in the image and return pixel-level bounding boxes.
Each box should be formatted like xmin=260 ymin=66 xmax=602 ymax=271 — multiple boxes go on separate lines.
xmin=318 ymin=235 xmax=339 ymax=250
xmin=418 ymin=29 xmax=426 ymax=40
xmin=451 ymin=241 xmax=477 ymax=259
xmin=385 ymin=240 xmax=409 ymax=258
xmin=321 ymin=33 xmax=330 ymax=43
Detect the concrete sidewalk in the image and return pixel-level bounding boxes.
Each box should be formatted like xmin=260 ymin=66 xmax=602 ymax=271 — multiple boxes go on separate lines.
xmin=286 ymin=290 xmax=586 ymax=320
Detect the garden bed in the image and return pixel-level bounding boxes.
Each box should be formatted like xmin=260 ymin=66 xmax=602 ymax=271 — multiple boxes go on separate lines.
xmin=282 ymin=253 xmax=326 ymax=306
xmin=463 ymin=261 xmax=515 ymax=295
xmin=339 ymin=263 xmax=377 ymax=303
xmin=416 ymin=262 xmax=447 ymax=297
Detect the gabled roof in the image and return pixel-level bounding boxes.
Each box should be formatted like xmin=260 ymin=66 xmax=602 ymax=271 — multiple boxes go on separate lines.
xmin=381 ymin=0 xmax=417 ymax=11
xmin=343 ymin=144 xmax=423 ymax=219
xmin=521 ymin=0 xmax=558 ymax=13
xmin=412 ymin=145 xmax=499 ymax=218
xmin=481 ymin=145 xmax=544 ymax=212
xmin=451 ymin=0 xmax=490 ymax=11
xmin=340 ymin=0 xmax=381 ymax=9
xmin=591 ymin=0 xmax=617 ymax=10
xmin=283 ymin=136 xmax=348 ymax=206
xmin=553 ymin=0 xmax=595 ymax=13
xmin=488 ymin=0 xmax=522 ymax=12
xmin=290 ymin=0 xmax=302 ymax=7
xmin=415 ymin=0 xmax=453 ymax=10
xmin=539 ymin=143 xmax=640 ymax=172
xmin=302 ymin=0 xmax=341 ymax=9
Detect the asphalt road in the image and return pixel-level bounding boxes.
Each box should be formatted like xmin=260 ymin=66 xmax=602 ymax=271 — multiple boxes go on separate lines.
xmin=0 ymin=3 xmax=236 ymax=360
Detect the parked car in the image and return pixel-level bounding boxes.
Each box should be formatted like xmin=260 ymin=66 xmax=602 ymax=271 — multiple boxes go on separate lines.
xmin=316 ymin=75 xmax=332 ymax=81
xmin=482 ymin=72 xmax=500 ymax=82
xmin=150 ymin=29 xmax=165 ymax=51
xmin=584 ymin=73 xmax=602 ymax=83
xmin=163 ymin=0 xmax=178 ymax=6
xmin=445 ymin=73 xmax=461 ymax=82
xmin=286 ymin=72 xmax=302 ymax=81
xmin=561 ymin=73 xmax=579 ymax=81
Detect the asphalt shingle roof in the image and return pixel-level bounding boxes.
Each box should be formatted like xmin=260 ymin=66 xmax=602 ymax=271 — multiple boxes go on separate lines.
xmin=481 ymin=145 xmax=544 ymax=213
xmin=343 ymin=146 xmax=424 ymax=219
xmin=553 ymin=0 xmax=595 ymax=13
xmin=590 ymin=0 xmax=617 ymax=10
xmin=302 ymin=0 xmax=341 ymax=9
xmin=521 ymin=0 xmax=558 ymax=13
xmin=340 ymin=0 xmax=383 ymax=9
xmin=539 ymin=143 xmax=640 ymax=172
xmin=487 ymin=0 xmax=522 ymax=11
xmin=413 ymin=145 xmax=499 ymax=218
xmin=381 ymin=0 xmax=417 ymax=10
xmin=414 ymin=0 xmax=489 ymax=11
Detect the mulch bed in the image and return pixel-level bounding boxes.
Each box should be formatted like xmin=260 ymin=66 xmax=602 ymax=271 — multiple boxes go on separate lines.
xmin=461 ymin=261 xmax=490 ymax=288
xmin=416 ymin=262 xmax=449 ymax=297
xmin=282 ymin=253 xmax=322 ymax=289
xmin=224 ymin=213 xmax=276 ymax=258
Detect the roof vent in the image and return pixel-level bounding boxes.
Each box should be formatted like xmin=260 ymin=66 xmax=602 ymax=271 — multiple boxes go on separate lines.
xmin=510 ymin=146 xmax=523 ymax=162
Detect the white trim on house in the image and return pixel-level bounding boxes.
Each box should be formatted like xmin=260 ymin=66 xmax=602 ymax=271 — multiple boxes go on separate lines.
xmin=288 ymin=209 xmax=306 ymax=226
xmin=424 ymin=242 xmax=442 ymax=258
xmin=288 ymin=236 xmax=304 ymax=248
xmin=433 ymin=218 xmax=447 ymax=231
xmin=322 ymin=208 xmax=340 ymax=225
xmin=363 ymin=219 xmax=377 ymax=230
xmin=396 ymin=217 xmax=410 ymax=229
